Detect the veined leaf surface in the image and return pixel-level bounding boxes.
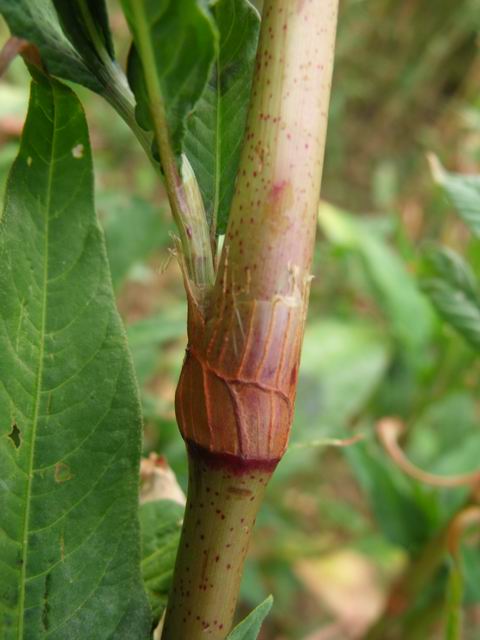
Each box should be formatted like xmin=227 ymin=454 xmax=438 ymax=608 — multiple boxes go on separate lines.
xmin=422 ymin=246 xmax=480 ymax=351
xmin=0 ymin=0 xmax=103 ymax=91
xmin=0 ymin=0 xmax=137 ymax=138
xmin=0 ymin=73 xmax=150 ymax=638
xmin=184 ymin=0 xmax=260 ymax=233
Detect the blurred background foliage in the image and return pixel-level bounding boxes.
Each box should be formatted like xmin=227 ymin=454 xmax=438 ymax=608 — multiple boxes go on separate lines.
xmin=1 ymin=1 xmax=480 ymax=638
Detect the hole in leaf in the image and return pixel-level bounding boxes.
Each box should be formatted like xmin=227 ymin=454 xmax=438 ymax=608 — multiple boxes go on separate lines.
xmin=8 ymin=423 xmax=21 ymax=448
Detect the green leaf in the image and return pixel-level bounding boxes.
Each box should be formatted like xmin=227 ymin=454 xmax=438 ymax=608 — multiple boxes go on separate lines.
xmin=422 ymin=246 xmax=480 ymax=350
xmin=0 ymin=0 xmax=103 ymax=91
xmin=52 ymin=0 xmax=115 ymax=68
xmin=121 ymin=0 xmax=218 ymax=157
xmin=226 ymin=595 xmax=273 ymax=640
xmin=140 ymin=500 xmax=184 ymax=625
xmin=184 ymin=0 xmax=260 ymax=233
xmin=0 ymin=73 xmax=150 ymax=637
xmin=430 ymin=155 xmax=480 ymax=237
xmin=0 ymin=0 xmax=139 ymax=142
xmin=0 ymin=143 xmax=19 ymax=206
xmin=424 ymin=245 xmax=480 ymax=303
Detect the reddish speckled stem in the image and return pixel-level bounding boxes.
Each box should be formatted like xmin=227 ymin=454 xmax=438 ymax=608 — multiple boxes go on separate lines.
xmin=161 ymin=450 xmax=273 ymax=640
xmin=215 ymin=0 xmax=338 ymax=302
xmin=176 ymin=0 xmax=339 ymax=463
xmin=166 ymin=1 xmax=338 ymax=637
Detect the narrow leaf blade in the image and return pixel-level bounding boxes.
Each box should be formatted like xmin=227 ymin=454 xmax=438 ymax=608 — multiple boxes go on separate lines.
xmin=184 ymin=0 xmax=260 ymax=232
xmin=0 ymin=74 xmax=150 ymax=638
xmin=226 ymin=595 xmax=273 ymax=640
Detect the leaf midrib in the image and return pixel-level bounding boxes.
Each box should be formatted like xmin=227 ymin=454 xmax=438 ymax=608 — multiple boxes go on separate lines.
xmin=17 ymin=84 xmax=57 ymax=638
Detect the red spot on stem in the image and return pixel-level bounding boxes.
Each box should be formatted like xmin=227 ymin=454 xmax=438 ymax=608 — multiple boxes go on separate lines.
xmin=269 ymin=179 xmax=289 ymax=203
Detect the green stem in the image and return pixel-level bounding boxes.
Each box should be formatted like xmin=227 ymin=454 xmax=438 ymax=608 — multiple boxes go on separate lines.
xmin=102 ymin=81 xmax=153 ymax=159
xmin=127 ymin=2 xmax=214 ymax=292
xmin=69 ymin=1 xmax=158 ymax=166
xmin=100 ymin=69 xmax=213 ymax=294
xmin=161 ymin=449 xmax=274 ymax=640
xmin=104 ymin=78 xmax=215 ymax=298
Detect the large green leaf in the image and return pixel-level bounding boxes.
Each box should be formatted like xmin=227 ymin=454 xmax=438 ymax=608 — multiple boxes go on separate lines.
xmin=0 ymin=0 xmax=105 ymax=92
xmin=226 ymin=595 xmax=273 ymax=640
xmin=422 ymin=246 xmax=480 ymax=350
xmin=0 ymin=73 xmax=150 ymax=637
xmin=140 ymin=500 xmax=183 ymax=625
xmin=184 ymin=0 xmax=260 ymax=233
xmin=121 ymin=0 xmax=218 ymax=157
xmin=0 ymin=0 xmax=141 ymax=146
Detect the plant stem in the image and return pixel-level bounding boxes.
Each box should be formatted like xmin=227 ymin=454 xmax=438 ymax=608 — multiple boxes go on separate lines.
xmin=126 ymin=2 xmax=215 ymax=292
xmin=167 ymin=0 xmax=339 ymax=636
xmin=102 ymin=77 xmax=215 ymax=297
xmin=161 ymin=448 xmax=274 ymax=640
xmin=177 ymin=0 xmax=339 ymax=461
xmin=215 ymin=0 xmax=338 ymax=302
